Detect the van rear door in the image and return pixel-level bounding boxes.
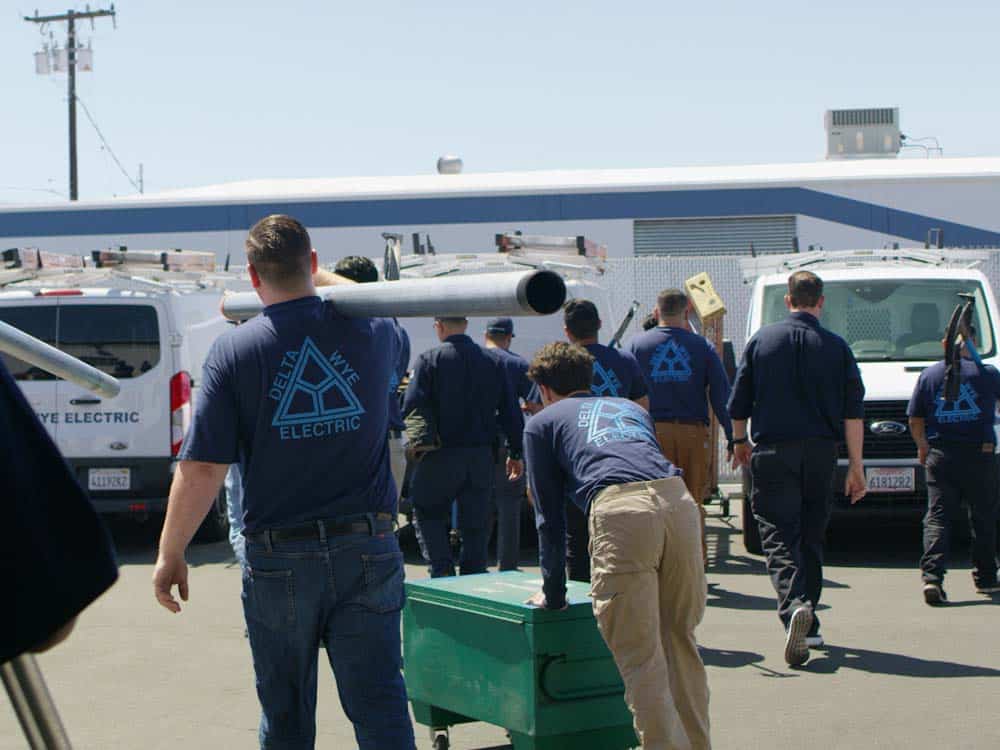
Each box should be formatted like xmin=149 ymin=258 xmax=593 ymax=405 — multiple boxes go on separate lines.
xmin=56 ymin=298 xmax=171 ymax=466
xmin=0 ymin=300 xmax=62 ymax=439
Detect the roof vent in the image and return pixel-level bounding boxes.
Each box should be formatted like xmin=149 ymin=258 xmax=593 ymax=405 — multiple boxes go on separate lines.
xmin=436 ymin=155 xmax=463 ymax=174
xmin=825 ymin=108 xmax=900 ymax=159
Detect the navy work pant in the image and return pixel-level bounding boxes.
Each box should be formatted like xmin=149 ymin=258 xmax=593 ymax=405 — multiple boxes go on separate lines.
xmin=491 ymin=453 xmax=526 ymax=571
xmin=243 ymin=529 xmax=415 ymax=750
xmin=411 ymin=445 xmax=493 ymax=577
xmin=921 ymin=444 xmax=999 ymax=587
xmin=751 ymin=439 xmax=836 ymax=634
xmin=566 ymin=498 xmax=591 ymax=583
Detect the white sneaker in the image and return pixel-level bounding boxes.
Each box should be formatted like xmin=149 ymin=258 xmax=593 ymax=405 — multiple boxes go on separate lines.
xmin=784 ymin=606 xmax=813 ymax=667
xmin=923 ymin=582 xmax=947 ymax=606
xmin=805 ymin=634 xmax=825 ymax=649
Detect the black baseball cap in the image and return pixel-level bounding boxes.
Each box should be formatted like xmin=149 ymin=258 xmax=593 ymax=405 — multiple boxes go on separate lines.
xmin=486 ymin=317 xmax=515 ymax=336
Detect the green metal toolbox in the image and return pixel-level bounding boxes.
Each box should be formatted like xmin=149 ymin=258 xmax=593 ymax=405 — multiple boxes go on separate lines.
xmin=403 ymin=571 xmax=638 ymax=750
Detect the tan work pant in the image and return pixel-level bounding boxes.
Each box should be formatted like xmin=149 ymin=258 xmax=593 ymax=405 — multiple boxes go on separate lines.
xmin=655 ymin=421 xmax=711 ymax=563
xmin=589 ymin=477 xmax=710 ymax=750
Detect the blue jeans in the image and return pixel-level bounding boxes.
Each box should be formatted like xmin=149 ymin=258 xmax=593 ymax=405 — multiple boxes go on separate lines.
xmin=242 ymin=527 xmax=415 ymax=749
xmin=225 ymin=464 xmax=246 ymax=568
xmin=410 ymin=445 xmax=493 ymax=577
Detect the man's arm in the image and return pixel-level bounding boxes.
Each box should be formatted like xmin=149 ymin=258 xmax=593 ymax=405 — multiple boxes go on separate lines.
xmin=401 ymin=354 xmax=432 ymax=417
xmin=313 ymin=268 xmax=355 ymax=287
xmin=842 ymin=347 xmax=867 ymax=504
xmin=153 ymin=461 xmax=229 ymax=613
xmin=909 ymin=417 xmax=929 ymax=466
xmin=843 ymin=419 xmax=866 ymax=504
xmin=524 ymin=427 xmax=568 ymax=609
xmin=728 ymin=340 xmax=756 ymax=466
xmin=496 ymin=361 xmax=526 ymax=474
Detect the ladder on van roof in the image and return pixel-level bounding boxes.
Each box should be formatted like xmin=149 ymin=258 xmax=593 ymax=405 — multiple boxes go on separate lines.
xmin=383 ymin=232 xmax=606 ymax=280
xmin=1 ymin=247 xmax=246 ymax=294
xmin=738 ymin=248 xmax=991 ymax=284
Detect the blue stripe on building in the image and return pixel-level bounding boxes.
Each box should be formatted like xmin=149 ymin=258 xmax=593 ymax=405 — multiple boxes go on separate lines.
xmin=2 ymin=187 xmax=999 ymax=246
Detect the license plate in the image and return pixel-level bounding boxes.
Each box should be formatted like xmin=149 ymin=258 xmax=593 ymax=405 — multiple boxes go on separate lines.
xmin=88 ymin=468 xmax=131 ymax=491
xmin=865 ymin=467 xmax=915 ymax=493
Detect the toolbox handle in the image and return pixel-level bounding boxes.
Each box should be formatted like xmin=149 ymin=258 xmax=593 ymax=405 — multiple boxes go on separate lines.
xmin=539 ymin=655 xmax=624 ymax=702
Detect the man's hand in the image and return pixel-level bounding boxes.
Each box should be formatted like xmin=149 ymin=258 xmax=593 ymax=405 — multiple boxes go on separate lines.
xmin=916 ymin=441 xmax=929 ymax=466
xmin=844 ymin=462 xmax=867 ymax=505
xmin=507 ymin=458 xmax=524 ymax=481
xmin=153 ymin=554 xmax=189 ymax=613
xmin=525 ymin=590 xmax=568 ymax=610
xmin=732 ymin=442 xmax=752 ymax=468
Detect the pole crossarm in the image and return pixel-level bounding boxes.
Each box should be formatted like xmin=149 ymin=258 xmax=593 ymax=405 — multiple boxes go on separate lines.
xmin=24 ymin=8 xmax=116 ymax=24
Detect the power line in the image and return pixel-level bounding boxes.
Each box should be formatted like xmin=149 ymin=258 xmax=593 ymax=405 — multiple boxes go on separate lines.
xmin=75 ymin=96 xmax=141 ymax=193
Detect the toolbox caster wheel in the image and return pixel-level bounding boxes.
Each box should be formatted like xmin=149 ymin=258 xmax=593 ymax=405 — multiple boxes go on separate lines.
xmin=429 ymin=728 xmax=449 ymax=750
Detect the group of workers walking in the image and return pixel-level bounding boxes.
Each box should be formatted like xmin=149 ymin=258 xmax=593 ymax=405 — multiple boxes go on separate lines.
xmin=146 ymin=215 xmax=1000 ymax=750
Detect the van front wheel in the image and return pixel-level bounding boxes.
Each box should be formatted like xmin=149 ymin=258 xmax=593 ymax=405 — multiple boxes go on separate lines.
xmin=194 ymin=489 xmax=230 ymax=543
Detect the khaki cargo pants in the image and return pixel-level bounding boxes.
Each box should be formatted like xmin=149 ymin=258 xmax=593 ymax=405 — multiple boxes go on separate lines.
xmin=654 ymin=421 xmax=711 ymax=564
xmin=589 ymin=476 xmax=710 ymax=750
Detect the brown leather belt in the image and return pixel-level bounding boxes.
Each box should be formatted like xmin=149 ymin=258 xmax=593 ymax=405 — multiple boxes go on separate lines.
xmin=247 ymin=513 xmax=394 ymax=545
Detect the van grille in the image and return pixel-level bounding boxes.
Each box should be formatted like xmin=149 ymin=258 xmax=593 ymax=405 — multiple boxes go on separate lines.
xmin=838 ymin=400 xmax=916 ymax=459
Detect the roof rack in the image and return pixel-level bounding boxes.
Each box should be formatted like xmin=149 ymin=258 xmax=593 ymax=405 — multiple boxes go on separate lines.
xmin=1 ymin=246 xmax=247 ymax=294
xmin=739 ymin=248 xmax=990 ymax=283
xmin=381 ymin=231 xmax=606 ymax=280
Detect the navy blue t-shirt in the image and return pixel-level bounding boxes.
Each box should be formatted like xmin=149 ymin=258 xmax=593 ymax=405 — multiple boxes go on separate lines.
xmin=526 ymin=342 xmax=647 ymax=405
xmin=628 ymin=326 xmax=733 ymax=439
xmin=402 ymin=334 xmax=524 ymax=454
xmin=179 ymin=296 xmax=401 ymax=533
xmin=387 ymin=322 xmax=410 ymax=432
xmin=493 ymin=346 xmax=534 ymax=402
xmin=524 ymin=395 xmax=679 ymax=608
xmin=907 ymin=359 xmax=1000 ymax=445
xmin=729 ymin=312 xmax=865 ymax=444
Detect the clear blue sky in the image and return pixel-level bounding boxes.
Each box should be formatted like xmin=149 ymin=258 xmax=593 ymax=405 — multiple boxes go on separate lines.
xmin=2 ymin=0 xmax=998 ymax=203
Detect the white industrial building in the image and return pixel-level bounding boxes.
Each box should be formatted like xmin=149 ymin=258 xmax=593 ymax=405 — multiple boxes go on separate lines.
xmin=2 ymin=157 xmax=999 ymax=263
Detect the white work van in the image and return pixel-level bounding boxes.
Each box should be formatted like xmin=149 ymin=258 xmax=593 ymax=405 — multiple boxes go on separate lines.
xmin=0 ymin=249 xmax=241 ymax=540
xmin=739 ymin=249 xmax=1000 ymax=553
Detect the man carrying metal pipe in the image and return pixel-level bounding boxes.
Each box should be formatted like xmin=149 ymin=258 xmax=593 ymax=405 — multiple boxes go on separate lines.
xmin=152 ymin=215 xmax=416 ymax=749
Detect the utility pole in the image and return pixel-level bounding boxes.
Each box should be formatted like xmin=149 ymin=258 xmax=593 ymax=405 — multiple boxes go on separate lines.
xmin=25 ymin=6 xmax=117 ymax=201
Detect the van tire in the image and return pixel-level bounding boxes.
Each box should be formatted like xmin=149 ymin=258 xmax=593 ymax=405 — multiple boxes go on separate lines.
xmin=741 ymin=469 xmax=763 ymax=555
xmin=194 ymin=489 xmax=230 ymax=543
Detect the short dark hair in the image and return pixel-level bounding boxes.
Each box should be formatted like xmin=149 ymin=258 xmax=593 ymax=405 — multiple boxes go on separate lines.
xmin=641 ymin=312 xmax=658 ymax=331
xmin=657 ymin=288 xmax=689 ymax=317
xmin=527 ymin=342 xmax=594 ymax=396
xmin=788 ymin=271 xmax=824 ymax=308
xmin=334 ymin=255 xmax=378 ymax=284
xmin=564 ymin=299 xmax=600 ymax=340
xmin=246 ymin=215 xmax=312 ymax=288
xmin=434 ymin=317 xmax=467 ymax=326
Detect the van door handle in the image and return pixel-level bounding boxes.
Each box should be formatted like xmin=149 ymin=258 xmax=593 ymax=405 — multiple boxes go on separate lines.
xmin=70 ymin=397 xmax=102 ymax=405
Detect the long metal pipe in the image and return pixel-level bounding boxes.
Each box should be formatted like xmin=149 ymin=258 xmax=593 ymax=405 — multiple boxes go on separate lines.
xmin=222 ymin=269 xmax=567 ymax=322
xmin=1 ymin=655 xmax=73 ymax=749
xmin=0 ymin=320 xmax=120 ymax=398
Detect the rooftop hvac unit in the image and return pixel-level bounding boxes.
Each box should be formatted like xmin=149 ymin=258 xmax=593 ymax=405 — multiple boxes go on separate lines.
xmin=825 ymin=107 xmax=900 ymax=159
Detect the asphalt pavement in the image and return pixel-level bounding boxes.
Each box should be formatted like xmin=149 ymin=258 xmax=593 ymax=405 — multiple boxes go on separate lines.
xmin=4 ymin=503 xmax=999 ymax=749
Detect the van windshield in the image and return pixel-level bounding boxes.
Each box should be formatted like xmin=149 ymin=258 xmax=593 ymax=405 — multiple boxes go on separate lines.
xmin=761 ymin=280 xmax=995 ymax=362
xmin=0 ymin=304 xmax=160 ymax=380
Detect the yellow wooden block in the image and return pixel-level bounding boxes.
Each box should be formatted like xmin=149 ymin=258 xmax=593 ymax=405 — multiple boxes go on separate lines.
xmin=684 ymin=272 xmax=726 ymax=322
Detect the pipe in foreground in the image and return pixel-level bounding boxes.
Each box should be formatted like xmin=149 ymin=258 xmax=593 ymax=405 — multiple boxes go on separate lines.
xmin=222 ymin=269 xmax=567 ymax=322
xmin=0 ymin=320 xmax=120 ymax=399
xmin=1 ymin=654 xmax=73 ymax=750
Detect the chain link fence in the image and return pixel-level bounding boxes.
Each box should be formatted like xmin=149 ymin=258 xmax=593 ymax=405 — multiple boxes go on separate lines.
xmin=601 ymin=251 xmax=1000 ymax=482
